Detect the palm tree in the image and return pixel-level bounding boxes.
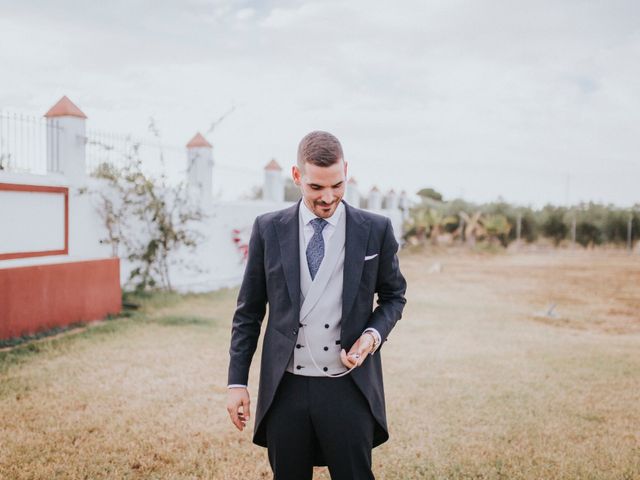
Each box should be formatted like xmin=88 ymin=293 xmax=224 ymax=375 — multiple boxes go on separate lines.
xmin=481 ymin=214 xmax=512 ymax=246
xmin=459 ymin=211 xmax=485 ymax=247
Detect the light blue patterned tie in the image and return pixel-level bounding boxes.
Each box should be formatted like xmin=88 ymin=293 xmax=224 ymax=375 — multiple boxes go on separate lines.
xmin=306 ymin=218 xmax=328 ymax=280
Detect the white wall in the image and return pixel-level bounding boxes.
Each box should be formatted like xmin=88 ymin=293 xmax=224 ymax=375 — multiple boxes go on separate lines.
xmin=1 ymin=169 xmax=404 ymax=292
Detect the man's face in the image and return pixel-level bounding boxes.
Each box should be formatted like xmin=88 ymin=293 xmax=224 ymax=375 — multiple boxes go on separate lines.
xmin=292 ymin=159 xmax=348 ymax=218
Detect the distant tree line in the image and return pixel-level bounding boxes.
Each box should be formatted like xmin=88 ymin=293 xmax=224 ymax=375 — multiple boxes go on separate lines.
xmin=404 ymin=188 xmax=639 ymax=249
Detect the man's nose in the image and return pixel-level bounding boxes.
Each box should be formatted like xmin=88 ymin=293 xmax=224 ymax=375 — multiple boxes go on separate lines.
xmin=321 ymin=190 xmax=333 ymax=204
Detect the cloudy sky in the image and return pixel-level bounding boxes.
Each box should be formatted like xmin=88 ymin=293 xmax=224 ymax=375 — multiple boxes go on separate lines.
xmin=1 ymin=0 xmax=639 ymax=206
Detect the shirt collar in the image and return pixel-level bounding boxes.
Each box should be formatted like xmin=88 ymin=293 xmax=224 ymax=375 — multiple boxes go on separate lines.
xmin=299 ymin=199 xmax=344 ymax=227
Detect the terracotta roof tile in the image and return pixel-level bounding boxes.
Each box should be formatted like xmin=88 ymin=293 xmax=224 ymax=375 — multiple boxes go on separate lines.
xmin=44 ymin=96 xmax=87 ymax=119
xmin=186 ymin=132 xmax=212 ymax=148
xmin=265 ymin=159 xmax=282 ymax=171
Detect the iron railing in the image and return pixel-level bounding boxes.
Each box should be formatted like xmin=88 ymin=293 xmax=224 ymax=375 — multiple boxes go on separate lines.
xmin=0 ymin=112 xmax=61 ymax=174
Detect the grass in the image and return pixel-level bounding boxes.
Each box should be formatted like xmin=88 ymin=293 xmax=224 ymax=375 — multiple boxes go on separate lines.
xmin=1 ymin=250 xmax=639 ymax=479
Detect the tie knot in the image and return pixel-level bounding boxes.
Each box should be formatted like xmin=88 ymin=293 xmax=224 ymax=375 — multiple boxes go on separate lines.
xmin=310 ymin=218 xmax=328 ymax=234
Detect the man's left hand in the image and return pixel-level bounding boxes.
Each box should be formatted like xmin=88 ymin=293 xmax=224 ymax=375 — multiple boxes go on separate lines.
xmin=340 ymin=332 xmax=374 ymax=369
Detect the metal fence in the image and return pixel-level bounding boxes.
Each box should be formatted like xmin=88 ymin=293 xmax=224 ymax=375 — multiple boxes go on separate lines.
xmin=85 ymin=129 xmax=180 ymax=182
xmin=0 ymin=112 xmax=61 ymax=174
xmin=86 ymin=128 xmax=264 ymax=199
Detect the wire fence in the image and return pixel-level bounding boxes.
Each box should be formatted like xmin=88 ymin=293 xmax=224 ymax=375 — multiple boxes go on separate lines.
xmin=0 ymin=112 xmax=61 ymax=174
xmin=85 ymin=128 xmax=264 ymax=199
xmin=1 ymin=111 xmax=267 ymax=200
xmin=85 ymin=129 xmax=180 ymax=182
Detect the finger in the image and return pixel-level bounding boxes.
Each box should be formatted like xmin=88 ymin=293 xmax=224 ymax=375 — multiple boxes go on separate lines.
xmin=341 ymin=349 xmax=355 ymax=368
xmin=229 ymin=408 xmax=243 ymax=431
xmin=242 ymin=397 xmax=251 ymax=421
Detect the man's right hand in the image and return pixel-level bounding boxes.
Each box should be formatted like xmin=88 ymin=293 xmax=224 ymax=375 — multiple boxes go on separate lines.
xmin=226 ymin=387 xmax=251 ymax=431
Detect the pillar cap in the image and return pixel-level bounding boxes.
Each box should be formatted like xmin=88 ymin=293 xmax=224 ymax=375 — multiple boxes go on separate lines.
xmin=265 ymin=158 xmax=282 ymax=171
xmin=370 ymin=186 xmax=380 ymax=192
xmin=44 ymin=96 xmax=87 ymax=119
xmin=348 ymin=177 xmax=357 ymax=185
xmin=186 ymin=132 xmax=212 ymax=148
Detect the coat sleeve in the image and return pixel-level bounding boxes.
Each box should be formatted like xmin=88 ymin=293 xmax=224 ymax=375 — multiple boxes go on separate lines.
xmin=227 ymin=217 xmax=268 ymax=386
xmin=365 ymin=217 xmax=407 ymax=349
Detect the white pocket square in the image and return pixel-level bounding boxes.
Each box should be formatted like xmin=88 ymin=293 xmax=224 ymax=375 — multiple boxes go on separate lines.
xmin=364 ymin=254 xmax=378 ymax=261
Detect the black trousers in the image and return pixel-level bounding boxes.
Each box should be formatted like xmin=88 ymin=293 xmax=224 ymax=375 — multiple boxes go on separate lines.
xmin=265 ymin=372 xmax=376 ymax=480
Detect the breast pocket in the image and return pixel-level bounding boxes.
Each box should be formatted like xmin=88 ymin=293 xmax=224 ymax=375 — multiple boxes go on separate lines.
xmin=361 ymin=253 xmax=379 ymax=286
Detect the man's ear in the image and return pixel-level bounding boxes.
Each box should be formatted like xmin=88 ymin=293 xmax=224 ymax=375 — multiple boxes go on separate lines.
xmin=292 ymin=165 xmax=301 ymax=186
xmin=343 ymin=160 xmax=348 ymax=178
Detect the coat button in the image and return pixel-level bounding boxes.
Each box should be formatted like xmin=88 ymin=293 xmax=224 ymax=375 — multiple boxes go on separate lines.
xmin=292 ymin=328 xmax=298 ymax=335
xmin=324 ymin=324 xmax=329 ymax=329
xmin=296 ymin=365 xmax=303 ymax=370
xmin=296 ymin=344 xmax=302 ymax=349
xmin=323 ymin=346 xmax=328 ymax=351
xmin=323 ymin=367 xmax=328 ymax=372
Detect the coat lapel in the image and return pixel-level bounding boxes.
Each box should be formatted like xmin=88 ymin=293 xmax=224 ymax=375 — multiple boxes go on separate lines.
xmin=342 ymin=201 xmax=371 ymax=321
xmin=274 ymin=201 xmax=301 ymax=314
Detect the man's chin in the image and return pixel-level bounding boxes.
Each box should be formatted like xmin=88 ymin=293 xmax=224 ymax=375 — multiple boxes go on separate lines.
xmin=314 ymin=205 xmax=336 ymax=218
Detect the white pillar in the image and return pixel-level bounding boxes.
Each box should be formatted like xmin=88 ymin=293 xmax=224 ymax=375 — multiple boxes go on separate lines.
xmin=399 ymin=190 xmax=410 ymax=221
xmin=346 ymin=177 xmax=360 ymax=207
xmin=186 ymin=132 xmax=213 ymax=203
xmin=44 ymin=96 xmax=87 ymax=184
xmin=385 ymin=189 xmax=398 ymax=210
xmin=264 ymin=159 xmax=284 ymax=203
xmin=368 ymin=186 xmax=382 ymax=210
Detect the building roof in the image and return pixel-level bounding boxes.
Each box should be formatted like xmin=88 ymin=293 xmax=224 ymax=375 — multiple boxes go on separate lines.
xmin=186 ymin=132 xmax=212 ymax=148
xmin=265 ymin=158 xmax=282 ymax=171
xmin=44 ymin=96 xmax=87 ymax=119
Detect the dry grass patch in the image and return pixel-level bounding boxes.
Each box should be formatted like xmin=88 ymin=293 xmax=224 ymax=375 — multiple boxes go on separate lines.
xmin=1 ymin=250 xmax=639 ymax=479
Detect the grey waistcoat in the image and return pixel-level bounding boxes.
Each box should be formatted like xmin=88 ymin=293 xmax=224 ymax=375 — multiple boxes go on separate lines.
xmin=286 ymin=209 xmax=347 ymax=376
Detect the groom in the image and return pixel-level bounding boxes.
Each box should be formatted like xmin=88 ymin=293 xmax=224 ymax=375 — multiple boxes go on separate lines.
xmin=226 ymin=131 xmax=407 ymax=479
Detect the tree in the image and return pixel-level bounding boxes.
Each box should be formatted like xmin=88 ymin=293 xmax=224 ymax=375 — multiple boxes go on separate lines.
xmin=459 ymin=211 xmax=485 ymax=247
xmin=416 ymin=187 xmax=443 ymax=202
xmin=540 ymin=206 xmax=569 ymax=246
xmin=87 ymin=146 xmax=204 ymax=292
xmin=480 ymin=214 xmax=512 ymax=246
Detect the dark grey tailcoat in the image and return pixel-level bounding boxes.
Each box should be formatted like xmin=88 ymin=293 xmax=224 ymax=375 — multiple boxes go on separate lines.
xmin=227 ymin=199 xmax=407 ymax=448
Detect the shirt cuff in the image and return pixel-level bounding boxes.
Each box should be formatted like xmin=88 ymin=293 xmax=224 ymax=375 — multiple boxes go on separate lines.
xmin=363 ymin=328 xmax=381 ymax=354
xmin=227 ymin=384 xmax=247 ymax=389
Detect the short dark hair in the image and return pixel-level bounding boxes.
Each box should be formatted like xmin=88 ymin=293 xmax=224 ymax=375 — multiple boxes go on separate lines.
xmin=297 ymin=131 xmax=343 ymax=170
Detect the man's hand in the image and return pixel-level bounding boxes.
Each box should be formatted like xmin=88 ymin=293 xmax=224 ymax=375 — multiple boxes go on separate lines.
xmin=227 ymin=387 xmax=251 ymax=431
xmin=340 ymin=332 xmax=375 ymax=369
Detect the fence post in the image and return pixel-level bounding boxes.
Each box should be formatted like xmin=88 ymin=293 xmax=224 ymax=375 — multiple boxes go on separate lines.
xmin=346 ymin=177 xmax=360 ymax=207
xmin=44 ymin=96 xmax=87 ymax=184
xmin=368 ymin=186 xmax=382 ymax=210
xmin=386 ymin=189 xmax=398 ymax=210
xmin=186 ymin=132 xmax=213 ymax=204
xmin=263 ymin=159 xmax=284 ymax=203
xmin=399 ymin=190 xmax=410 ymax=222
xmin=627 ymin=213 xmax=633 ymax=254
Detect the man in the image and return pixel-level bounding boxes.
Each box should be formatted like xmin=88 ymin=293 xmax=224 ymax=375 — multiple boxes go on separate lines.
xmin=226 ymin=131 xmax=407 ymax=480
